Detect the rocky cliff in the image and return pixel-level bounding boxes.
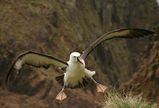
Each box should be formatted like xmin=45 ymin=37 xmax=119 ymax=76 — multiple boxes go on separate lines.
xmin=0 ymin=0 xmax=159 ymax=108
xmin=121 ymin=28 xmax=159 ymax=102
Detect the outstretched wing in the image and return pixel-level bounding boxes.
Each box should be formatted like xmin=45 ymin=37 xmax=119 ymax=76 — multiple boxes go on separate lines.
xmin=81 ymin=28 xmax=154 ymax=60
xmin=6 ymin=51 xmax=68 ymax=83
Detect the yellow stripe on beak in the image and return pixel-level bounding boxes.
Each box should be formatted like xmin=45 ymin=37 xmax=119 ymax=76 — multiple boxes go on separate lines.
xmin=77 ymin=57 xmax=83 ymax=64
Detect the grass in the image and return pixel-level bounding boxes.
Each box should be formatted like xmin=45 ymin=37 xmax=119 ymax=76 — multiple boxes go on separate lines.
xmin=103 ymin=91 xmax=157 ymax=108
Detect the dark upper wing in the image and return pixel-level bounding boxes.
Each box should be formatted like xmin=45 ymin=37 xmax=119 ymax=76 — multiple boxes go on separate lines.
xmin=6 ymin=51 xmax=68 ymax=83
xmin=81 ymin=28 xmax=154 ymax=60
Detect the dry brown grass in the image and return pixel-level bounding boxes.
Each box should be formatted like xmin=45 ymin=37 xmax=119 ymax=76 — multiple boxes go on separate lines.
xmin=103 ymin=91 xmax=157 ymax=108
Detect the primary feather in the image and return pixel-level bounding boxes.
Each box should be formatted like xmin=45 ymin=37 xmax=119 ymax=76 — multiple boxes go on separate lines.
xmin=81 ymin=28 xmax=154 ymax=60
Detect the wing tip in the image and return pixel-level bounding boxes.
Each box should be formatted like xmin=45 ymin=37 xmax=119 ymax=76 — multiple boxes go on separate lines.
xmin=5 ymin=65 xmax=14 ymax=85
xmin=120 ymin=28 xmax=154 ymax=38
xmin=139 ymin=29 xmax=154 ymax=35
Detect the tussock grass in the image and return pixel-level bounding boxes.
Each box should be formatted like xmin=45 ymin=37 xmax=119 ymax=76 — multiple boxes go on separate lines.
xmin=103 ymin=91 xmax=157 ymax=108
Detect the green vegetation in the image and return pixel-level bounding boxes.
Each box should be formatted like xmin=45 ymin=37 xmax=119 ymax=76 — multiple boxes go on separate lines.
xmin=103 ymin=92 xmax=157 ymax=108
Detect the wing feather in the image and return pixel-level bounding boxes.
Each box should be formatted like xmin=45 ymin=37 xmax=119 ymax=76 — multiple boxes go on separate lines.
xmin=21 ymin=52 xmax=67 ymax=68
xmin=81 ymin=28 xmax=154 ymax=60
xmin=6 ymin=51 xmax=67 ymax=83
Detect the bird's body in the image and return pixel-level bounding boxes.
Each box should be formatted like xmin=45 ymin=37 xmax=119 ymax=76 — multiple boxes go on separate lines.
xmin=65 ymin=61 xmax=85 ymax=87
xmin=64 ymin=52 xmax=95 ymax=88
xmin=6 ymin=28 xmax=154 ymax=101
xmin=55 ymin=52 xmax=100 ymax=100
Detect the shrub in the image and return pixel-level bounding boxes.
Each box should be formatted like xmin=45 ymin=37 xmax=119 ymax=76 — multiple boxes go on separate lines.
xmin=103 ymin=92 xmax=157 ymax=108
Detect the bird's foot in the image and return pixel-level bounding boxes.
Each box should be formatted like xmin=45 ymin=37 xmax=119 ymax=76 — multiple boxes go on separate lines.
xmin=56 ymin=91 xmax=67 ymax=101
xmin=96 ymin=83 xmax=107 ymax=93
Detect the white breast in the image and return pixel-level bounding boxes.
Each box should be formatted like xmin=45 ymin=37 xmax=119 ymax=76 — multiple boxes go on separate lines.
xmin=64 ymin=61 xmax=85 ymax=86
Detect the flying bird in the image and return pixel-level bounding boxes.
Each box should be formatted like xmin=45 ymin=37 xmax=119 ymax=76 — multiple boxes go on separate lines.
xmin=6 ymin=28 xmax=153 ymax=101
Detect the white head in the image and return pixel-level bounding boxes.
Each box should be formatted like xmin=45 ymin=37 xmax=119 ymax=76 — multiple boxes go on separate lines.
xmin=69 ymin=52 xmax=85 ymax=66
xmin=69 ymin=52 xmax=81 ymax=62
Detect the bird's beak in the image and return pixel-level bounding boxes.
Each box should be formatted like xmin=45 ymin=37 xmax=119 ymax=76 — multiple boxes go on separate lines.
xmin=77 ymin=57 xmax=83 ymax=64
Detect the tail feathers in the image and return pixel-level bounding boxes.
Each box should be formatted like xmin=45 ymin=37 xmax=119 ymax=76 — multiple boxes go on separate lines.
xmin=66 ymin=77 xmax=92 ymax=89
xmin=55 ymin=75 xmax=64 ymax=86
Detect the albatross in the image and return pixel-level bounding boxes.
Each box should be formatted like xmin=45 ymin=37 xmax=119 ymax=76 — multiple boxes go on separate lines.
xmin=6 ymin=28 xmax=153 ymax=101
